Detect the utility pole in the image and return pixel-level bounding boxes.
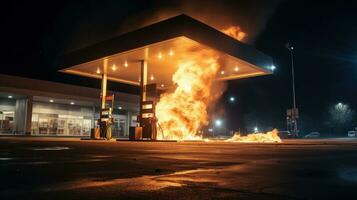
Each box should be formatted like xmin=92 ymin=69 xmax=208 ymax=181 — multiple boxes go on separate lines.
xmin=286 ymin=43 xmax=299 ymax=137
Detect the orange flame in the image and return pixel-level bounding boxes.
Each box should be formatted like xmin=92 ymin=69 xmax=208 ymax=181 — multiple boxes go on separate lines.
xmin=156 ymin=42 xmax=220 ymax=141
xmin=221 ymin=26 xmax=247 ymax=41
xmin=225 ymin=129 xmax=282 ymax=143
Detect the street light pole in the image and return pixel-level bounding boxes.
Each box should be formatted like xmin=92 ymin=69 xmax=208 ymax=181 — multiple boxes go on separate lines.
xmin=286 ymin=43 xmax=298 ymax=136
xmin=290 ymin=49 xmax=297 ymax=109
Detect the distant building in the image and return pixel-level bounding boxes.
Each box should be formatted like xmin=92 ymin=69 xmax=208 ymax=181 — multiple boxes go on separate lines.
xmin=0 ymin=74 xmax=139 ymax=137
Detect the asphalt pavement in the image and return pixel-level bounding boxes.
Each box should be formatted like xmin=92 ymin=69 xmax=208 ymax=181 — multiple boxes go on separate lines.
xmin=1 ymin=137 xmax=357 ymax=200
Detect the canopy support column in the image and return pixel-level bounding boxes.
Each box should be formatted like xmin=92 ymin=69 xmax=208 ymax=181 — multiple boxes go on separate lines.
xmin=139 ymin=60 xmax=148 ymax=127
xmin=98 ymin=59 xmax=112 ymax=140
xmin=101 ymin=59 xmax=108 ymax=109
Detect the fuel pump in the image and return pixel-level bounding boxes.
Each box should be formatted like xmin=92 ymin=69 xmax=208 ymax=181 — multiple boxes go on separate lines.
xmin=100 ymin=108 xmax=113 ymax=139
xmin=99 ymin=94 xmax=114 ymax=140
xmin=128 ymin=60 xmax=158 ymax=141
xmin=140 ymin=100 xmax=157 ymax=140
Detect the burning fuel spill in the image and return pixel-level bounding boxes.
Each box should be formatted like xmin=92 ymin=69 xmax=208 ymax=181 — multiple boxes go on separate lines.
xmin=225 ymin=129 xmax=281 ymax=143
xmin=155 ymin=26 xmax=281 ymax=143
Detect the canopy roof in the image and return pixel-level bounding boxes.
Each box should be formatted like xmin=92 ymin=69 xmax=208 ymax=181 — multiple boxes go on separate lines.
xmin=58 ymin=14 xmax=274 ymax=89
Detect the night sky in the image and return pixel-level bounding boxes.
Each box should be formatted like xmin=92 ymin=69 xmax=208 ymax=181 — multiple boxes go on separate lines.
xmin=1 ymin=0 xmax=356 ymax=133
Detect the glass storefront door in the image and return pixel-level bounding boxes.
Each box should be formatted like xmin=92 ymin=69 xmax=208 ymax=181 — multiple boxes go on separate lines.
xmin=112 ymin=115 xmax=127 ymax=138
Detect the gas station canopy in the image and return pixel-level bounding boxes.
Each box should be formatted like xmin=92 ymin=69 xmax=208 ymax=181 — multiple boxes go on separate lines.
xmin=58 ymin=14 xmax=274 ymax=89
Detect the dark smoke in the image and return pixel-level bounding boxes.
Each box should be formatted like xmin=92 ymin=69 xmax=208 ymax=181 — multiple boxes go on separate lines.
xmin=62 ymin=0 xmax=282 ymax=52
xmin=117 ymin=0 xmax=282 ymax=44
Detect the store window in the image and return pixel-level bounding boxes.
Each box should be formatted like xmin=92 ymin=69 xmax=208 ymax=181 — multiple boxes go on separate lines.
xmin=0 ymin=111 xmax=15 ymax=133
xmin=31 ymin=101 xmax=93 ymax=136
xmin=0 ymin=98 xmax=16 ymax=134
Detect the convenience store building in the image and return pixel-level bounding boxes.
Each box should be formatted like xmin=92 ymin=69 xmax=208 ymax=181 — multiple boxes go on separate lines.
xmin=0 ymin=74 xmax=139 ymax=137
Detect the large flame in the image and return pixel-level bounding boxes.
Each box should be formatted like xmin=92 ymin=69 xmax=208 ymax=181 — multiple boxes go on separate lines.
xmin=155 ymin=26 xmax=281 ymax=143
xmin=225 ymin=129 xmax=282 ymax=143
xmin=156 ymin=47 xmax=220 ymax=141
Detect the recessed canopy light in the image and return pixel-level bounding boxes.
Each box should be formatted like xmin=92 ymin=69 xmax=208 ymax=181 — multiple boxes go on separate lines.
xmin=158 ymin=52 xmax=163 ymax=59
xmin=112 ymin=64 xmax=117 ymax=71
xmin=49 ymin=99 xmax=54 ymax=103
xmin=118 ymin=106 xmax=122 ymax=110
xmin=169 ymin=49 xmax=174 ymax=56
xmin=8 ymin=95 xmax=13 ymax=99
xmin=70 ymin=102 xmax=75 ymax=105
xmin=234 ymin=66 xmax=239 ymax=72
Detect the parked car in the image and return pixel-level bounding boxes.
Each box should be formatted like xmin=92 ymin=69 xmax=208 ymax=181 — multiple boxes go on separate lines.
xmin=277 ymin=131 xmax=295 ymax=139
xmin=304 ymin=132 xmax=320 ymax=138
xmin=347 ymin=131 xmax=356 ymax=137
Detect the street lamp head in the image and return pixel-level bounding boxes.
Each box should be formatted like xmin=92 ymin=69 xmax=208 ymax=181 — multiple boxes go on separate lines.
xmin=285 ymin=43 xmax=294 ymax=51
xmin=254 ymin=127 xmax=258 ymax=132
xmin=270 ymin=65 xmax=276 ymax=71
xmin=229 ymin=97 xmax=235 ymax=102
xmin=215 ymin=119 xmax=222 ymax=127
